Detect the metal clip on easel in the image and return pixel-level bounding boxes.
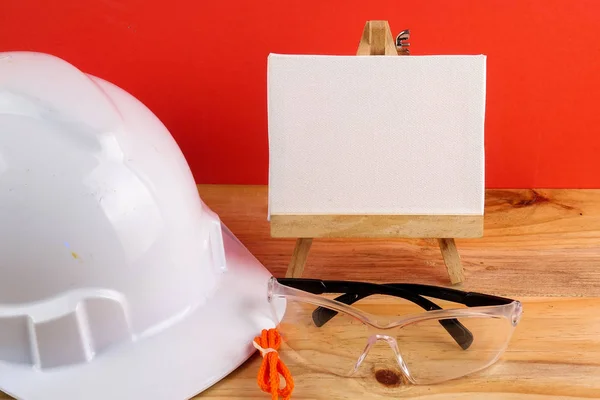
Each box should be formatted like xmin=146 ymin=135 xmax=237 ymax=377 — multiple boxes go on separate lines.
xmin=396 ymin=29 xmax=410 ymax=55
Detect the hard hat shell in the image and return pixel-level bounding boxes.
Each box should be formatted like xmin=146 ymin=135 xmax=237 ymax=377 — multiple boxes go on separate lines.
xmin=0 ymin=51 xmax=277 ymax=399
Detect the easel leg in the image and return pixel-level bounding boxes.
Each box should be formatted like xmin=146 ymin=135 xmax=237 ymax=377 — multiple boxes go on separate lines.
xmin=437 ymin=238 xmax=465 ymax=285
xmin=285 ymin=238 xmax=313 ymax=278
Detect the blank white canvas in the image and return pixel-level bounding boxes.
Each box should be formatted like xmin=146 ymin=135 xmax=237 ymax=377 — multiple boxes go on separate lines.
xmin=267 ymin=54 xmax=486 ymax=216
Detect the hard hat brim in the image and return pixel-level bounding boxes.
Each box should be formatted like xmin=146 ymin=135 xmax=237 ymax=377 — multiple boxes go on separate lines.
xmin=0 ymin=223 xmax=277 ymax=400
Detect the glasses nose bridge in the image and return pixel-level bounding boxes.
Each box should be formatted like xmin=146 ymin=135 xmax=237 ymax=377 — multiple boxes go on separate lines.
xmin=356 ymin=333 xmax=396 ymax=368
xmin=373 ymin=333 xmax=402 ymax=359
xmin=368 ymin=333 xmax=413 ymax=382
xmin=374 ymin=333 xmax=397 ymax=345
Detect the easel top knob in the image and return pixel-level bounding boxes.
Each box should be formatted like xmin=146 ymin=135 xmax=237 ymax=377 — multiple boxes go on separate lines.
xmin=356 ymin=20 xmax=410 ymax=56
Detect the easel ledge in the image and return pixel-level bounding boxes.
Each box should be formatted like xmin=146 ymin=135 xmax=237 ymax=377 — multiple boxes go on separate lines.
xmin=271 ymin=20 xmax=483 ymax=285
xmin=273 ymin=214 xmax=482 ymax=285
xmin=270 ymin=214 xmax=483 ymax=239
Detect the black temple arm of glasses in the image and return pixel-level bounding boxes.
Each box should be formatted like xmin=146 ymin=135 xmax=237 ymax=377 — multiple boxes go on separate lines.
xmin=276 ymin=278 xmax=490 ymax=350
xmin=380 ymin=283 xmax=515 ymax=306
xmin=277 ymin=279 xmax=514 ymax=307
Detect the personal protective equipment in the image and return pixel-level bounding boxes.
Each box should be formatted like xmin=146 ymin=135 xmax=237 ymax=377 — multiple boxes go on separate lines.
xmin=268 ymin=277 xmax=522 ymax=385
xmin=0 ymin=51 xmax=276 ymax=400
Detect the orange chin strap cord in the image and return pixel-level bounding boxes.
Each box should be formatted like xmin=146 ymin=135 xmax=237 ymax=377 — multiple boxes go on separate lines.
xmin=253 ymin=328 xmax=294 ymax=400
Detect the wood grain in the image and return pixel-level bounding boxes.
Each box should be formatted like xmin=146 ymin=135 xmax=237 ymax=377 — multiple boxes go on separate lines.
xmin=197 ymin=186 xmax=600 ymax=297
xmin=198 ymin=297 xmax=600 ymax=399
xmin=270 ymin=214 xmax=484 ymax=239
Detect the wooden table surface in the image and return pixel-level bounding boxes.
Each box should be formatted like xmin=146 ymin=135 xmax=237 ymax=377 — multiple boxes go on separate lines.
xmin=2 ymin=186 xmax=599 ymax=399
xmin=205 ymin=297 xmax=600 ymax=400
xmin=198 ymin=186 xmax=600 ymax=399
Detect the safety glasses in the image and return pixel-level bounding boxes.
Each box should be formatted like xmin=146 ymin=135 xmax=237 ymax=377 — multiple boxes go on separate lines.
xmin=267 ymin=277 xmax=522 ymax=385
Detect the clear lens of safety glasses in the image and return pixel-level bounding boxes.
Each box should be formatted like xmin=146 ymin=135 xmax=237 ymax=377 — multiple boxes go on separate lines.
xmin=269 ymin=294 xmax=373 ymax=377
xmin=397 ymin=313 xmax=517 ymax=384
xmin=267 ymin=277 xmax=522 ymax=385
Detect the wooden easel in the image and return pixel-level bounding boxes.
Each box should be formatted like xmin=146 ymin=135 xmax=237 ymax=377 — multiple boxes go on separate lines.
xmin=271 ymin=20 xmax=484 ymax=285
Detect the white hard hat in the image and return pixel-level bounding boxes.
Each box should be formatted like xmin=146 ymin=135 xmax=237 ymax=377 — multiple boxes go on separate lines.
xmin=0 ymin=51 xmax=276 ymax=399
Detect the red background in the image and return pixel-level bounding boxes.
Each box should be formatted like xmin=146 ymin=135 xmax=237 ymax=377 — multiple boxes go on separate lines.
xmin=1 ymin=1 xmax=599 ymax=188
